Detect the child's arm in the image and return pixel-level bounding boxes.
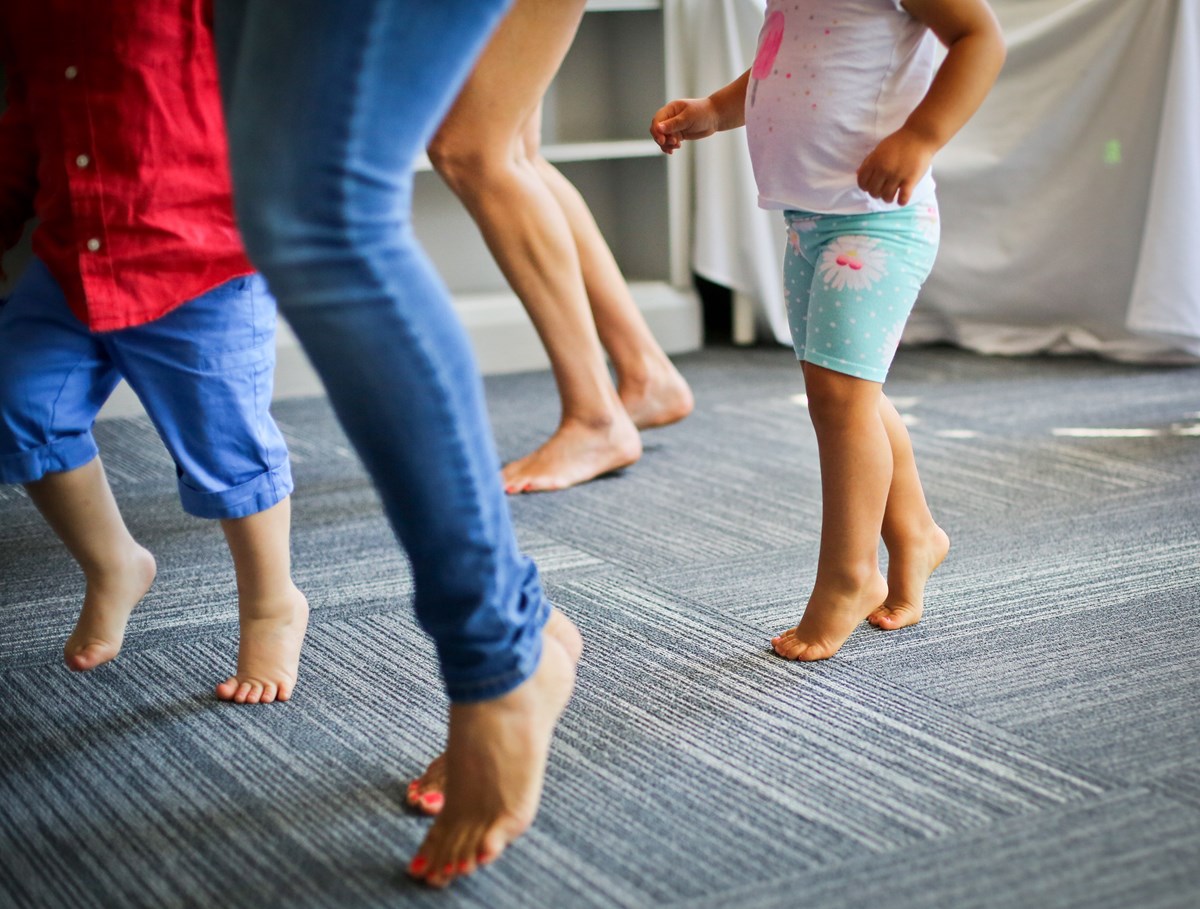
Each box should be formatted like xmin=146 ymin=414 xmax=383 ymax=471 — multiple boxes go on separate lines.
xmin=857 ymin=0 xmax=1006 ymax=205
xmin=650 ymin=69 xmax=751 ymax=155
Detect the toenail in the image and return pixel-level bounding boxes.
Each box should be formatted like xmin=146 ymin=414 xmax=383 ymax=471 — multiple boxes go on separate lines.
xmin=442 ymin=863 xmax=455 ymax=876
xmin=420 ymin=792 xmax=443 ymax=808
xmin=458 ymin=860 xmax=470 ymax=873
xmin=408 ymin=856 xmax=428 ymax=874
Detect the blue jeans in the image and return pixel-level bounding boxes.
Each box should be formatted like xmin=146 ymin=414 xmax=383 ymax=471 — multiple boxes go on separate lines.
xmin=215 ymin=0 xmax=547 ymax=702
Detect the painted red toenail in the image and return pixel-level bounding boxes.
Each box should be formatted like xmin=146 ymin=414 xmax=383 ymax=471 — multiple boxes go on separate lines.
xmin=442 ymin=863 xmax=455 ymax=876
xmin=458 ymin=861 xmax=470 ymax=873
xmin=420 ymin=792 xmax=443 ymax=808
xmin=408 ymin=856 xmax=428 ymax=874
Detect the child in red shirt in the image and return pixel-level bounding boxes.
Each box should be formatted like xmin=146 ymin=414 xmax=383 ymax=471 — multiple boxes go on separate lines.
xmin=0 ymin=0 xmax=308 ymax=703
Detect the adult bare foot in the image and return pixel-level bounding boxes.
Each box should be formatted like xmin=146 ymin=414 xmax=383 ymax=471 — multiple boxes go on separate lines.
xmin=407 ymin=609 xmax=582 ymax=818
xmin=618 ymin=359 xmax=694 ymax=431
xmin=408 ymin=609 xmax=582 ymax=888
xmin=502 ymin=414 xmax=641 ymax=493
xmin=64 ymin=544 xmax=157 ymax=671
xmin=215 ymin=584 xmax=309 ymax=704
xmin=869 ymin=524 xmax=949 ymax=630
xmin=771 ymin=571 xmax=888 ymax=661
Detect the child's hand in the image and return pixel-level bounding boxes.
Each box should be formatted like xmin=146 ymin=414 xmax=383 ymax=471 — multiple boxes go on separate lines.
xmin=650 ymin=98 xmax=721 ymax=155
xmin=856 ymin=127 xmax=938 ymax=206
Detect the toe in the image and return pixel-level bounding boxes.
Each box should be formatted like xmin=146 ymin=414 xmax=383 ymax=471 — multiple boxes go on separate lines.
xmin=260 ymin=682 xmax=278 ymax=704
xmin=417 ymin=792 xmax=445 ymax=816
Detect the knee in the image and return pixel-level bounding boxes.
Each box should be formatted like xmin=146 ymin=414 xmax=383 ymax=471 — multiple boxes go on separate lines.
xmin=804 ymin=365 xmax=878 ymax=430
xmin=427 ymin=130 xmax=529 ymax=204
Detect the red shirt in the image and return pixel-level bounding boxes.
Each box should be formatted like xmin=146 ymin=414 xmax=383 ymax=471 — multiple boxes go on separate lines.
xmin=0 ymin=0 xmax=253 ymax=332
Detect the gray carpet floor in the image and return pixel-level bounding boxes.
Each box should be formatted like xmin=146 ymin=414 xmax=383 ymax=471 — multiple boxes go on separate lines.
xmin=2 ymin=345 xmax=1199 ymax=908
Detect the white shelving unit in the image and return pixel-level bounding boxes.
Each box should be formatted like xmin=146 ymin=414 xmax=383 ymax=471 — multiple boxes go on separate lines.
xmin=75 ymin=2 xmax=704 ymax=419
xmin=410 ymin=0 xmax=702 ymax=375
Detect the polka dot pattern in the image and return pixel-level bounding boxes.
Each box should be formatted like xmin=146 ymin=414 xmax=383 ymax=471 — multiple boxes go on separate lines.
xmin=782 ymin=204 xmax=940 ymax=382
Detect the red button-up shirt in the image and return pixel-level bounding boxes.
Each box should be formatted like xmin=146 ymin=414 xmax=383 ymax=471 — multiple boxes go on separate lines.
xmin=0 ymin=0 xmax=253 ymax=332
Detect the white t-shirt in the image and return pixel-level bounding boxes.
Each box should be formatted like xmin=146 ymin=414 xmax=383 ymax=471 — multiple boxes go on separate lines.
xmin=745 ymin=0 xmax=939 ymax=214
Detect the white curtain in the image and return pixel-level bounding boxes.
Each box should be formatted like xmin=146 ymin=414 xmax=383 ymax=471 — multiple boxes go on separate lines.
xmin=675 ymin=0 xmax=1200 ymax=361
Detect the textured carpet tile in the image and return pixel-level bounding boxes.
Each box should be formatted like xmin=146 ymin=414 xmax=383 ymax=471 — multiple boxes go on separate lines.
xmin=2 ymin=346 xmax=1199 ymax=908
xmin=673 ymin=790 xmax=1200 ymax=909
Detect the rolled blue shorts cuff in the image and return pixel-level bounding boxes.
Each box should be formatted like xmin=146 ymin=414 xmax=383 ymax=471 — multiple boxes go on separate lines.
xmin=799 ymin=350 xmax=889 ymax=384
xmin=177 ymin=459 xmax=294 ymax=519
xmin=440 ymin=598 xmax=551 ymax=704
xmin=0 ymin=434 xmax=98 ymax=485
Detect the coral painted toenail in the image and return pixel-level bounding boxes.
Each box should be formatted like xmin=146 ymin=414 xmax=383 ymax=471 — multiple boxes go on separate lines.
xmin=408 ymin=856 xmax=428 ymax=874
xmin=458 ymin=861 xmax=470 ymax=873
xmin=420 ymin=792 xmax=443 ymax=808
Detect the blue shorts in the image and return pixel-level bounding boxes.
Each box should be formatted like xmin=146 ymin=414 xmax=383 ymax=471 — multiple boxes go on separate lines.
xmin=783 ymin=203 xmax=940 ymax=383
xmin=0 ymin=259 xmax=292 ymax=519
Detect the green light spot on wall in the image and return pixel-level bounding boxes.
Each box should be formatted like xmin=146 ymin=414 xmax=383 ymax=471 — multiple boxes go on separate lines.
xmin=1104 ymin=139 xmax=1123 ymax=165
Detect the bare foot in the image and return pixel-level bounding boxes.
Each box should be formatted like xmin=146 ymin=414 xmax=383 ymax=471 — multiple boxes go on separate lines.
xmin=503 ymin=414 xmax=641 ymax=493
xmin=215 ymin=584 xmax=309 ymax=704
xmin=408 ymin=608 xmax=582 ymax=888
xmin=869 ymin=525 xmax=950 ymax=630
xmin=618 ymin=360 xmax=694 ymax=431
xmin=407 ymin=609 xmax=582 ymax=819
xmin=772 ymin=571 xmax=888 ymax=661
xmin=407 ymin=754 xmax=447 ymax=817
xmin=64 ymin=544 xmax=157 ymax=671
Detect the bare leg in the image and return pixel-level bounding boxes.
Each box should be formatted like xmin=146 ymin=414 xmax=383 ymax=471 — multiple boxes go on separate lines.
xmin=23 ymin=458 xmax=157 ymax=671
xmin=868 ymin=394 xmax=949 ymax=630
xmin=406 ymin=607 xmax=581 ymax=817
xmin=215 ymin=497 xmax=309 ymax=704
xmin=408 ymin=608 xmax=582 ymax=887
xmin=532 ymin=157 xmax=693 ymax=430
xmin=772 ymin=364 xmax=890 ymax=661
xmin=429 ymin=0 xmax=649 ymax=493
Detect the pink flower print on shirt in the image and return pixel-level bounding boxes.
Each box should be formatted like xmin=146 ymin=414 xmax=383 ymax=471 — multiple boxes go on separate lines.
xmin=750 ymin=11 xmax=785 ymax=106
xmin=818 ymin=237 xmax=887 ymax=291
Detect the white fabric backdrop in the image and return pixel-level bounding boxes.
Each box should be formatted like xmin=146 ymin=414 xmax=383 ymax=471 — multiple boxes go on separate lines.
xmin=674 ymin=0 xmax=1200 ymax=361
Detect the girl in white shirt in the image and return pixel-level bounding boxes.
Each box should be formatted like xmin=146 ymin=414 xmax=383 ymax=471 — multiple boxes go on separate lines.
xmin=652 ymin=0 xmax=1005 ymax=661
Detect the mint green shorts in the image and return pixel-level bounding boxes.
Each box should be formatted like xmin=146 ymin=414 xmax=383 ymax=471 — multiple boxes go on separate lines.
xmin=783 ymin=203 xmax=940 ymax=383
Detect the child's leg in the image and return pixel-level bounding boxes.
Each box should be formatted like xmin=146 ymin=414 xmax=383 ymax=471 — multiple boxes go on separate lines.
xmin=869 ymin=394 xmax=948 ymax=629
xmin=772 ymin=207 xmax=941 ymax=659
xmin=0 ymin=259 xmax=153 ymax=671
xmin=772 ymin=363 xmax=890 ymax=660
xmin=107 ymin=273 xmax=306 ymax=703
xmin=25 ymin=459 xmax=157 ymax=671
xmin=216 ymin=497 xmax=308 ymax=704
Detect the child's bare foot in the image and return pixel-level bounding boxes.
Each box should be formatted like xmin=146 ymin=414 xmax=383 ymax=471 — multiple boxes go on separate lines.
xmin=216 ymin=584 xmax=309 ymax=704
xmin=502 ymin=414 xmax=641 ymax=493
xmin=407 ymin=608 xmax=582 ymax=819
xmin=408 ymin=608 xmax=582 ymax=888
xmin=619 ymin=360 xmax=694 ymax=431
xmin=870 ymin=524 xmax=950 ymax=630
xmin=64 ymin=544 xmax=157 ymax=671
xmin=772 ymin=571 xmax=888 ymax=661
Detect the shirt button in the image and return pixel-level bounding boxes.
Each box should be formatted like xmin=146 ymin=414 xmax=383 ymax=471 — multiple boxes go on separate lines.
xmin=76 ymin=154 xmax=91 ymax=168
xmin=86 ymin=238 xmax=101 ymax=252
xmin=64 ymin=65 xmax=78 ymax=80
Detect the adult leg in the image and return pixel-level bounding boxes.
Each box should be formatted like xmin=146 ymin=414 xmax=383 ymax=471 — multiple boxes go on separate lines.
xmin=531 ymin=149 xmax=694 ymax=431
xmin=217 ymin=0 xmax=578 ymax=884
xmin=0 ymin=260 xmax=155 ymax=671
xmin=429 ymin=0 xmax=645 ymax=493
xmin=868 ymin=394 xmax=948 ymax=629
xmin=771 ymin=364 xmax=890 ymax=660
